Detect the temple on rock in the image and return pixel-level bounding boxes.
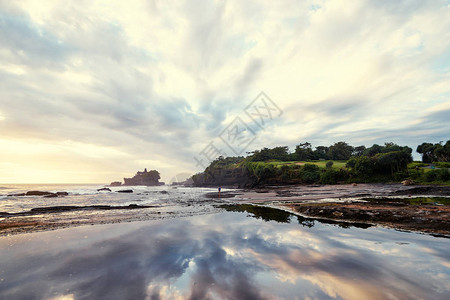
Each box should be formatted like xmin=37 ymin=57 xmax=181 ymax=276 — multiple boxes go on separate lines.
xmin=108 ymin=168 xmax=161 ymax=186
xmin=123 ymin=168 xmax=161 ymax=186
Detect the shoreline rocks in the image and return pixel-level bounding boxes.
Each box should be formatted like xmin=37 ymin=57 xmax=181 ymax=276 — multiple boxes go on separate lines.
xmin=8 ymin=191 xmax=69 ymax=198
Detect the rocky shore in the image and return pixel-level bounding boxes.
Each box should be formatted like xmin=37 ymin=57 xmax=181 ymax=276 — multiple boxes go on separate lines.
xmin=223 ymin=184 xmax=450 ymax=235
xmin=285 ymin=200 xmax=449 ymax=235
xmin=1 ymin=184 xmax=449 ymax=236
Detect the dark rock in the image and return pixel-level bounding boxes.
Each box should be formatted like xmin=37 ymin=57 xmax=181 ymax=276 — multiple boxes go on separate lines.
xmin=41 ymin=192 xmax=68 ymax=198
xmin=109 ymin=181 xmax=122 ymax=186
xmin=159 ymin=190 xmax=168 ymax=194
xmin=31 ymin=206 xmax=78 ymax=212
xmin=97 ymin=188 xmax=112 ymax=192
xmin=352 ymin=193 xmax=371 ymax=197
xmin=7 ymin=193 xmax=26 ymax=197
xmin=117 ymin=189 xmax=133 ymax=193
xmin=391 ymin=186 xmax=450 ymax=196
xmin=44 ymin=193 xmax=58 ymax=198
xmin=26 ymin=191 xmax=54 ymax=196
xmin=204 ymin=191 xmax=239 ymax=198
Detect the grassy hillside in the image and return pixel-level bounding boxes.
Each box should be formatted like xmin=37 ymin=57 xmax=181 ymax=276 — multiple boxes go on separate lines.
xmin=192 ymin=142 xmax=450 ymax=187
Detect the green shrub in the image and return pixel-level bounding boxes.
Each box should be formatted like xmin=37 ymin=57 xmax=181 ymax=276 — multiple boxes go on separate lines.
xmin=301 ymin=171 xmax=320 ymax=183
xmin=325 ymin=161 xmax=334 ymax=168
xmin=354 ymin=156 xmax=376 ymax=176
xmin=422 ymin=169 xmax=450 ymax=182
xmin=300 ymin=164 xmax=320 ymax=183
xmin=407 ymin=169 xmax=423 ymax=179
xmin=436 ymin=168 xmax=450 ymax=181
xmin=303 ymin=163 xmax=320 ymax=172
xmin=280 ymin=165 xmax=301 ymax=181
xmin=393 ymin=171 xmax=409 ymax=181
xmin=320 ymin=169 xmax=339 ymax=184
xmin=338 ymin=168 xmax=350 ymax=182
xmin=435 ymin=162 xmax=450 ymax=168
xmin=408 ymin=162 xmax=428 ymax=168
xmin=346 ymin=158 xmax=357 ymax=168
xmin=424 ymin=170 xmax=438 ymax=182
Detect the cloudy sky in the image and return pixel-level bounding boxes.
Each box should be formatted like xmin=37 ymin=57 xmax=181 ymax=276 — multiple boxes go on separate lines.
xmin=0 ymin=0 xmax=449 ymax=183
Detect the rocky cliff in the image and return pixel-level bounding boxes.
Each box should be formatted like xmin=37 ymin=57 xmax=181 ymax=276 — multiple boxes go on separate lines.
xmin=110 ymin=168 xmax=161 ymax=186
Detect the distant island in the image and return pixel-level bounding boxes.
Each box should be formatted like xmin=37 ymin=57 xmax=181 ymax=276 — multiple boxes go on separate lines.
xmin=110 ymin=168 xmax=162 ymax=186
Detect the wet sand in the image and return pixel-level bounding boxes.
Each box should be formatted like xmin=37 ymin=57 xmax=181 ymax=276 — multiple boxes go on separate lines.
xmin=0 ymin=203 xmax=219 ymax=236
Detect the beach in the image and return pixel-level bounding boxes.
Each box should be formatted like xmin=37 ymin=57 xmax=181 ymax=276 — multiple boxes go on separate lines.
xmin=0 ymin=183 xmax=449 ymax=299
xmin=1 ymin=183 xmax=449 ymax=236
xmin=1 ymin=208 xmax=449 ymax=299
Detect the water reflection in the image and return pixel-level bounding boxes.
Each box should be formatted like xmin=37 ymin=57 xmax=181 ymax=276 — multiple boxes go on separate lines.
xmin=0 ymin=210 xmax=449 ymax=299
xmin=220 ymin=204 xmax=372 ymax=229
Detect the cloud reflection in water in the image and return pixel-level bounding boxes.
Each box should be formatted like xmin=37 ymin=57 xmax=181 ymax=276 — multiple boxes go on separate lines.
xmin=0 ymin=209 xmax=449 ymax=300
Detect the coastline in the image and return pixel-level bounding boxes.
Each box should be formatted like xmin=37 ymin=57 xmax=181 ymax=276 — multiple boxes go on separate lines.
xmin=216 ymin=183 xmax=450 ymax=236
xmin=1 ymin=183 xmax=449 ymax=236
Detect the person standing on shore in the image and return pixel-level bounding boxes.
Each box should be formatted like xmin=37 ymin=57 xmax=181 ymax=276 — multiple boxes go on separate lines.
xmin=218 ymin=187 xmax=221 ymax=197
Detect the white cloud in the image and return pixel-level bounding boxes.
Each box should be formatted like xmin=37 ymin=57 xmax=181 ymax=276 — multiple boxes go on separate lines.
xmin=0 ymin=0 xmax=449 ymax=182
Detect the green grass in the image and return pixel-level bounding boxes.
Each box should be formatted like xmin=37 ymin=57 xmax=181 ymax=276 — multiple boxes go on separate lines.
xmin=308 ymin=160 xmax=347 ymax=168
xmin=412 ymin=180 xmax=450 ymax=186
xmin=253 ymin=160 xmax=347 ymax=169
xmin=407 ymin=161 xmax=429 ymax=168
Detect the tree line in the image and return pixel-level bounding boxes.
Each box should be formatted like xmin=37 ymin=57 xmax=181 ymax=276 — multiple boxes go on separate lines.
xmin=248 ymin=140 xmax=449 ymax=164
xmin=416 ymin=141 xmax=450 ymax=163
xmin=193 ymin=140 xmax=449 ymax=186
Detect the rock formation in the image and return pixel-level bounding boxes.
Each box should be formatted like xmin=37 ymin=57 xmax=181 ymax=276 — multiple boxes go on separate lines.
xmin=121 ymin=168 xmax=161 ymax=186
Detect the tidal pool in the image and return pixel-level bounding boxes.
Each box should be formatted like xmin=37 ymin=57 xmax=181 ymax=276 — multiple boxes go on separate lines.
xmin=0 ymin=207 xmax=449 ymax=300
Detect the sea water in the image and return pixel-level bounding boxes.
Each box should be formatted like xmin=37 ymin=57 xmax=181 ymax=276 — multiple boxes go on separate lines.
xmin=0 ymin=210 xmax=449 ymax=299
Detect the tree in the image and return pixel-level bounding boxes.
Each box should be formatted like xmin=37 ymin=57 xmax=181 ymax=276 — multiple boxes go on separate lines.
xmin=313 ymin=146 xmax=329 ymax=160
xmin=354 ymin=156 xmax=376 ymax=176
xmin=327 ymin=142 xmax=354 ymax=160
xmin=417 ymin=140 xmax=450 ymax=163
xmin=363 ymin=144 xmax=383 ymax=157
xmin=434 ymin=141 xmax=450 ymax=162
xmin=352 ymin=145 xmax=366 ymax=157
xmin=375 ymin=151 xmax=412 ymax=175
xmin=294 ymin=142 xmax=315 ymax=161
xmin=249 ymin=146 xmax=290 ymax=161
xmin=417 ymin=142 xmax=437 ymax=163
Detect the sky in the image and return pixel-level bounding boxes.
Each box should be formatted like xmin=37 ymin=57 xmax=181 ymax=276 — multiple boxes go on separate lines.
xmin=0 ymin=0 xmax=449 ymax=183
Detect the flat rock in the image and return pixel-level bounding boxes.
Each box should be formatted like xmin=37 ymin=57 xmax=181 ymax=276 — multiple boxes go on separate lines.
xmin=391 ymin=186 xmax=450 ymax=196
xmin=117 ymin=189 xmax=133 ymax=193
xmin=26 ymin=191 xmax=54 ymax=196
xmin=44 ymin=194 xmax=58 ymax=198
